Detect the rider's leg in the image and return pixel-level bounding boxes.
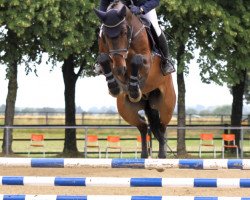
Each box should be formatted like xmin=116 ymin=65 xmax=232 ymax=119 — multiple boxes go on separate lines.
xmin=142 ymin=9 xmax=175 ymax=75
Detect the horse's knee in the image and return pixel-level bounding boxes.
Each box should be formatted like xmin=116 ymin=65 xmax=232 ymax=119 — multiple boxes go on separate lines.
xmin=97 ymin=53 xmax=111 ymax=73
xmin=98 ymin=53 xmax=110 ymax=64
xmin=131 ymin=54 xmax=145 ymax=69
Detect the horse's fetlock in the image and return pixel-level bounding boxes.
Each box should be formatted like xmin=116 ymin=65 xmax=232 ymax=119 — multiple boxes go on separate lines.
xmin=158 ymin=153 xmax=166 ymax=159
xmin=141 ymin=152 xmax=148 ymax=158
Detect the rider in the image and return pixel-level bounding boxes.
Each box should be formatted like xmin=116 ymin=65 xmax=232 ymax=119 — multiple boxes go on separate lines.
xmin=99 ymin=0 xmax=175 ymax=75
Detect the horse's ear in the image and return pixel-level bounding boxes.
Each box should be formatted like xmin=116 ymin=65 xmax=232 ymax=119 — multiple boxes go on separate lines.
xmin=118 ymin=5 xmax=126 ymax=18
xmin=94 ymin=8 xmax=106 ymax=21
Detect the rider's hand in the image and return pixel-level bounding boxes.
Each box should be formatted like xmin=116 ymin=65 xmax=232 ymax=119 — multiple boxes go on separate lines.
xmin=129 ymin=5 xmax=141 ymax=15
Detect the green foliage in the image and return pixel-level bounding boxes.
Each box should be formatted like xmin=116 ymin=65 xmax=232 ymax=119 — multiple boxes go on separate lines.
xmin=197 ymin=1 xmax=250 ymax=85
xmin=0 ymin=0 xmax=100 ymax=76
xmin=159 ymin=0 xmax=250 ymax=89
xmin=159 ymin=0 xmax=222 ymax=74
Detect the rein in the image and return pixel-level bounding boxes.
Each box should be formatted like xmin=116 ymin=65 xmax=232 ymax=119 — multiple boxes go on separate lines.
xmin=103 ymin=16 xmax=145 ymax=59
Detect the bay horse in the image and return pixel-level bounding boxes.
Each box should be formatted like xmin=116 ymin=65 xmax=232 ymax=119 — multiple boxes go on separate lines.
xmin=94 ymin=0 xmax=176 ymax=158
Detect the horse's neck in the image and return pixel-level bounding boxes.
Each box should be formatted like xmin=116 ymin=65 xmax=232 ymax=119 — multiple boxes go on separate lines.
xmin=129 ymin=15 xmax=151 ymax=54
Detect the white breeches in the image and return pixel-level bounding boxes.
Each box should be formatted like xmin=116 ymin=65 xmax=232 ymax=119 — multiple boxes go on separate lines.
xmin=142 ymin=9 xmax=162 ymax=36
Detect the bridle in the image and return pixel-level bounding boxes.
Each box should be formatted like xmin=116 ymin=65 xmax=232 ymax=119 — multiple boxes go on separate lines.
xmin=103 ymin=15 xmax=145 ymax=60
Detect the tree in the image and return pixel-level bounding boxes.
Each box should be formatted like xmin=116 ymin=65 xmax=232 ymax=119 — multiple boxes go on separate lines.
xmin=32 ymin=0 xmax=99 ymax=155
xmin=0 ymin=1 xmax=42 ymax=153
xmin=1 ymin=30 xmax=19 ymax=154
xmin=159 ymin=0 xmax=224 ymax=156
xmin=197 ymin=1 xmax=250 ymax=149
xmin=0 ymin=0 xmax=99 ymax=155
xmin=159 ymin=1 xmax=193 ymax=157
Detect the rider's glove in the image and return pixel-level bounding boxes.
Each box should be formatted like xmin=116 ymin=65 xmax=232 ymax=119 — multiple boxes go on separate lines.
xmin=129 ymin=5 xmax=142 ymax=15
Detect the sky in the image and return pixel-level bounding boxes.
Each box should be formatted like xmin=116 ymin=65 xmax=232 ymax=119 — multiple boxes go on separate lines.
xmin=0 ymin=59 xmax=233 ymax=111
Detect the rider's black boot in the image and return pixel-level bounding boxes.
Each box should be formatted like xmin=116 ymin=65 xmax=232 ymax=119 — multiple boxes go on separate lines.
xmin=157 ymin=32 xmax=175 ymax=75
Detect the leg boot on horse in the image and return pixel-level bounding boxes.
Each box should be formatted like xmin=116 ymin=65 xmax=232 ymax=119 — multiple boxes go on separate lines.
xmin=97 ymin=53 xmax=121 ymax=97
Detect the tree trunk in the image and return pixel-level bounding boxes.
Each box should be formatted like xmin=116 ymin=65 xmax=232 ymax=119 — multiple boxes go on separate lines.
xmin=62 ymin=55 xmax=78 ymax=155
xmin=2 ymin=30 xmax=19 ymax=155
xmin=62 ymin=55 xmax=84 ymax=155
xmin=176 ymin=44 xmax=187 ymax=157
xmin=230 ymin=69 xmax=246 ymax=153
xmin=2 ymin=62 xmax=18 ymax=154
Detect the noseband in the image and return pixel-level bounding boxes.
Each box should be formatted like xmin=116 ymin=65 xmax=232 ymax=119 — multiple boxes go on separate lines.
xmin=108 ymin=24 xmax=132 ymax=59
xmin=103 ymin=16 xmax=144 ymax=59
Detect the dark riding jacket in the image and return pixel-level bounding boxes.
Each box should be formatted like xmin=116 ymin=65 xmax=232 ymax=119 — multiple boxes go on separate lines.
xmin=99 ymin=0 xmax=160 ymax=14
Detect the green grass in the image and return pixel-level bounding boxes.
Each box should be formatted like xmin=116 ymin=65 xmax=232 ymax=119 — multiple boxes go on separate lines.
xmin=0 ymin=114 xmax=249 ymax=158
xmin=1 ymin=127 xmax=249 ymax=158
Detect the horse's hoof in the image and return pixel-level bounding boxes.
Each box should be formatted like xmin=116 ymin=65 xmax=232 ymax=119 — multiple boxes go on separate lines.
xmin=108 ymin=82 xmax=120 ymax=97
xmin=129 ymin=89 xmax=142 ymax=102
xmin=109 ymin=88 xmax=120 ymax=97
xmin=156 ymin=168 xmax=165 ymax=172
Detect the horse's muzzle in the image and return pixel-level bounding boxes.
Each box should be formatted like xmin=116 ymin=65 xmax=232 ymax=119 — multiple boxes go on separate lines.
xmin=114 ymin=66 xmax=126 ymax=76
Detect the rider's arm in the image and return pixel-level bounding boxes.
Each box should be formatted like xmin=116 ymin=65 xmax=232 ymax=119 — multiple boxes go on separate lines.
xmin=140 ymin=0 xmax=160 ymax=14
xmin=99 ymin=0 xmax=111 ymax=11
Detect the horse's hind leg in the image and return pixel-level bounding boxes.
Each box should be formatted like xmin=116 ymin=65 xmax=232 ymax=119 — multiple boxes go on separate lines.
xmin=137 ymin=124 xmax=149 ymax=158
xmin=145 ymin=103 xmax=167 ymax=158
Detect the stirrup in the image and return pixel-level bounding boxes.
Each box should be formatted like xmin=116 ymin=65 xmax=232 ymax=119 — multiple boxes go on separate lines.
xmin=161 ymin=58 xmax=175 ymax=76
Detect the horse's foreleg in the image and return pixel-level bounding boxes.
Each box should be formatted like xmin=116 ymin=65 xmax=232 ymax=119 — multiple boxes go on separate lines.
xmin=98 ymin=53 xmax=120 ymax=97
xmin=128 ymin=54 xmax=145 ymax=102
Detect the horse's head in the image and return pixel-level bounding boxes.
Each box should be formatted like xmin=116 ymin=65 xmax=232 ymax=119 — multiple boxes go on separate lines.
xmin=94 ymin=1 xmax=133 ymax=79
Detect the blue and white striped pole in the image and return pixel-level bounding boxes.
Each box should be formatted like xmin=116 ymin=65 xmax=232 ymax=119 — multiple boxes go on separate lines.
xmin=0 ymin=158 xmax=250 ymax=169
xmin=0 ymin=195 xmax=250 ymax=200
xmin=1 ymin=176 xmax=250 ymax=188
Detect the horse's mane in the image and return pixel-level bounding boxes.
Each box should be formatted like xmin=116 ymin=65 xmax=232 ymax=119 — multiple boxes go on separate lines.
xmin=109 ymin=0 xmax=120 ymax=8
xmin=108 ymin=0 xmax=125 ymax=11
xmin=107 ymin=0 xmax=134 ymax=24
